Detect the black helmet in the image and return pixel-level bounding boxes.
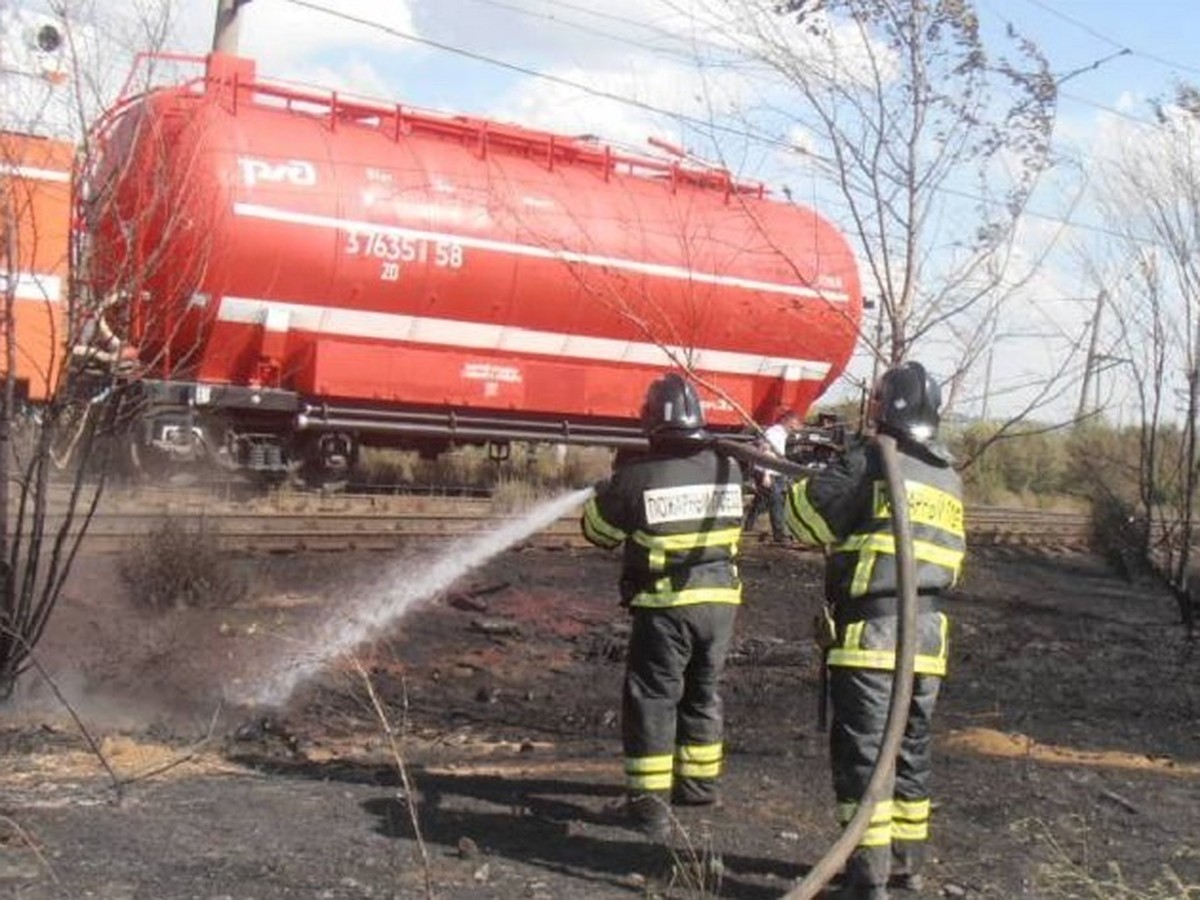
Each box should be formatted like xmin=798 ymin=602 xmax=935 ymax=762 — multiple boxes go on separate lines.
xmin=640 ymin=372 xmax=707 ymax=443
xmin=872 ymin=361 xmax=941 ymax=444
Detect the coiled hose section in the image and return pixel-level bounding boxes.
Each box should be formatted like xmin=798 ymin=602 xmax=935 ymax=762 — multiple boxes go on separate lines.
xmin=713 ymin=435 xmax=917 ymax=900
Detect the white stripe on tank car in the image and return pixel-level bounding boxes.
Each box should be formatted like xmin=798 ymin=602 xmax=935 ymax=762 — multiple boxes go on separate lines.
xmin=215 ymin=296 xmax=832 ymax=383
xmin=232 ymin=202 xmax=850 ymax=303
xmin=0 ymin=164 xmax=70 ymax=183
xmin=1 ymin=272 xmax=62 ymax=302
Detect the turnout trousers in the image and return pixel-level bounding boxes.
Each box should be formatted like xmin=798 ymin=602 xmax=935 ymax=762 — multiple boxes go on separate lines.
xmin=622 ymin=603 xmax=737 ymax=806
xmin=828 ymin=607 xmax=946 ymax=892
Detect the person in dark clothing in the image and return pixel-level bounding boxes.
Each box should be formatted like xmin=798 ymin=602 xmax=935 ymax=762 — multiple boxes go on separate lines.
xmin=785 ymin=361 xmax=965 ymax=900
xmin=581 ymin=372 xmax=745 ymax=838
xmin=743 ymin=409 xmax=800 ymax=542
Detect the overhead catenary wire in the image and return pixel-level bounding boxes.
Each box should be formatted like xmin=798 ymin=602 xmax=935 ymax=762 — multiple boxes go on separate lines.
xmin=279 ymin=0 xmax=785 ymax=151
xmin=456 ymin=0 xmax=737 ymax=64
xmin=483 ymin=0 xmax=1171 ymax=132
xmin=276 ymin=0 xmax=1179 ymax=254
xmin=1020 ymin=0 xmax=1200 ymax=79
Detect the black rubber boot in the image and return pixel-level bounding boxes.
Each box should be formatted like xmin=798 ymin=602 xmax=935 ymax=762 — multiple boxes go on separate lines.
xmin=826 ymin=846 xmax=891 ymax=899
xmin=890 ymin=841 xmax=925 ymax=892
xmin=627 ymin=792 xmax=671 ymax=841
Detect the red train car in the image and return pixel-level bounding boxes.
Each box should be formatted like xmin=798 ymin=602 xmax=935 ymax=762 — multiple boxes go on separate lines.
xmin=80 ymin=53 xmax=862 ymax=478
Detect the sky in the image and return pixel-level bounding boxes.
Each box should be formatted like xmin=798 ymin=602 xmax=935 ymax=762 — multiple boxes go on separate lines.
xmin=6 ymin=0 xmax=1200 ymax=424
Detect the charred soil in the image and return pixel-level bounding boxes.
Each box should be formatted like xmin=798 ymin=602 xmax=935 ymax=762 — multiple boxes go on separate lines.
xmin=2 ymin=534 xmax=1199 ymax=899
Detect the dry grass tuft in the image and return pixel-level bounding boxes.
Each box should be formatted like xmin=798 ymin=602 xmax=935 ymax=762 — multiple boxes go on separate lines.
xmin=1015 ymin=816 xmax=1200 ymax=898
xmin=117 ymin=518 xmax=248 ymax=611
xmin=354 ymin=444 xmax=613 ymax=493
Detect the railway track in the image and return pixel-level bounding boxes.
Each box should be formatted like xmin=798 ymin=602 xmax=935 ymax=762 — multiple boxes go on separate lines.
xmin=9 ymin=488 xmax=1095 ymax=554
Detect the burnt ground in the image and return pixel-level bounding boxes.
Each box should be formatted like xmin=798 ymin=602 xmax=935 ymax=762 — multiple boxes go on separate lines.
xmin=2 ymin=528 xmax=1200 ymax=899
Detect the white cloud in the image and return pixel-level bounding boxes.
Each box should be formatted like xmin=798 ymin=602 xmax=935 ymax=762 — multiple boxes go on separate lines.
xmin=235 ymin=0 xmax=417 ymax=70
xmin=411 ymin=0 xmax=728 ymax=67
xmin=490 ymin=56 xmax=756 ymax=155
xmin=161 ymin=0 xmax=419 ymax=98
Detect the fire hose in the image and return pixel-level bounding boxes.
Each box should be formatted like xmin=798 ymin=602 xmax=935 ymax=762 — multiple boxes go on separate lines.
xmin=713 ymin=435 xmax=918 ymax=900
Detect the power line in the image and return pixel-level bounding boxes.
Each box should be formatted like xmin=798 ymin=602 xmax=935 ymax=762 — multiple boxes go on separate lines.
xmin=525 ymin=1 xmax=1167 ymax=140
xmin=1020 ymin=0 xmax=1200 ymax=79
xmin=468 ymin=0 xmax=724 ymax=52
xmin=281 ymin=0 xmax=793 ymax=152
xmin=291 ymin=0 xmax=1163 ymax=156
xmin=278 ymin=0 xmax=1170 ymax=246
xmin=455 ymin=0 xmax=718 ymax=64
xmin=1055 ymin=88 xmax=1157 ymax=128
xmin=533 ymin=0 xmax=756 ymax=56
xmin=973 ymin=0 xmax=1160 ymax=128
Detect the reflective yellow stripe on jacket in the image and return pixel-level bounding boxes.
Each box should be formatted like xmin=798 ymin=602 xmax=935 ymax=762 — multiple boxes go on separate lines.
xmin=842 ymin=532 xmax=965 ymax=597
xmin=582 ymin=496 xmax=626 ymax=549
xmin=631 ymin=527 xmax=741 ymax=571
xmin=630 ymin=585 xmax=742 ymax=608
xmin=837 ymin=479 xmax=964 ymax=600
xmin=785 ymin=477 xmax=835 ymax=544
xmin=827 ymin=614 xmax=950 ymax=675
xmin=628 ymin=526 xmax=742 ymax=608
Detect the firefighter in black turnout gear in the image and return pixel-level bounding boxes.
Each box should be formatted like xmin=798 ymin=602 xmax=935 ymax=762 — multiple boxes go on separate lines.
xmin=581 ymin=373 xmax=744 ymax=838
xmin=786 ymin=362 xmax=965 ymax=900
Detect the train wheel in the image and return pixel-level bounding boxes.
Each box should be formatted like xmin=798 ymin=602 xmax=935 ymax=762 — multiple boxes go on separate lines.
xmin=294 ymin=461 xmax=350 ymax=493
xmin=293 ymin=432 xmax=357 ymax=492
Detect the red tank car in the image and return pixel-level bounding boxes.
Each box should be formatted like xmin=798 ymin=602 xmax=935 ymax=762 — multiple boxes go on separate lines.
xmin=83 ymin=53 xmax=862 ymax=478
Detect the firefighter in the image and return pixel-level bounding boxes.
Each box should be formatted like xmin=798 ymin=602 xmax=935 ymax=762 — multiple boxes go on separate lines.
xmin=581 ymin=372 xmax=745 ymax=838
xmin=785 ymin=361 xmax=965 ymax=899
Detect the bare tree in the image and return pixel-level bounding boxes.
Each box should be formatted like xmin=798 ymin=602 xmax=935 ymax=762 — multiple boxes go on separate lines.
xmin=1085 ymin=84 xmax=1200 ymax=627
xmin=666 ymin=0 xmax=1062 ymax=416
xmin=0 ymin=0 xmax=190 ymax=695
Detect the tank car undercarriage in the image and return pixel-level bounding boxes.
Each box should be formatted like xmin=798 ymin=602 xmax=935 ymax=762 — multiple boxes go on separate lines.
xmin=109 ymin=377 xmax=647 ymax=486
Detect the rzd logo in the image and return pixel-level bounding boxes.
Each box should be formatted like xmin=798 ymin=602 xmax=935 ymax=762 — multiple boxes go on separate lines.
xmin=238 ymin=157 xmax=317 ymax=188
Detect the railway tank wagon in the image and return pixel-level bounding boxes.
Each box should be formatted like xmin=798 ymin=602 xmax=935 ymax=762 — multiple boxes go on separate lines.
xmin=84 ymin=52 xmax=863 ymax=478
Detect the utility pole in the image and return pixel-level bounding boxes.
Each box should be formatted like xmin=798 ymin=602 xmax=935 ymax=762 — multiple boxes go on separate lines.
xmin=1 ymin=197 xmax=14 ymax=570
xmin=868 ymin=296 xmax=885 ymax=390
xmin=980 ymin=343 xmax=995 ymax=422
xmin=212 ymin=0 xmax=251 ymax=54
xmin=1076 ymin=289 xmax=1107 ymax=421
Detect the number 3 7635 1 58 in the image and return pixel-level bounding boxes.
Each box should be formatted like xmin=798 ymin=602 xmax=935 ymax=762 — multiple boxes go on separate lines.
xmin=343 ymin=230 xmax=466 ymax=281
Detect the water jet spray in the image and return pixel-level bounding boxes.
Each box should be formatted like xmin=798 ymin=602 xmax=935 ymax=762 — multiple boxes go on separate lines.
xmin=230 ymin=487 xmax=594 ymax=711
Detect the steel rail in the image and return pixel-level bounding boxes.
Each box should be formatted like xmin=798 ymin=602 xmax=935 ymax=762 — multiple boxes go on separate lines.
xmin=8 ymin=495 xmax=1097 ymax=555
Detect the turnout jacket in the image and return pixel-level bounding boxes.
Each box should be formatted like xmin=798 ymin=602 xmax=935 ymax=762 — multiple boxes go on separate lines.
xmin=786 ymin=436 xmax=964 ymax=605
xmin=582 ymin=445 xmax=745 ymax=608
